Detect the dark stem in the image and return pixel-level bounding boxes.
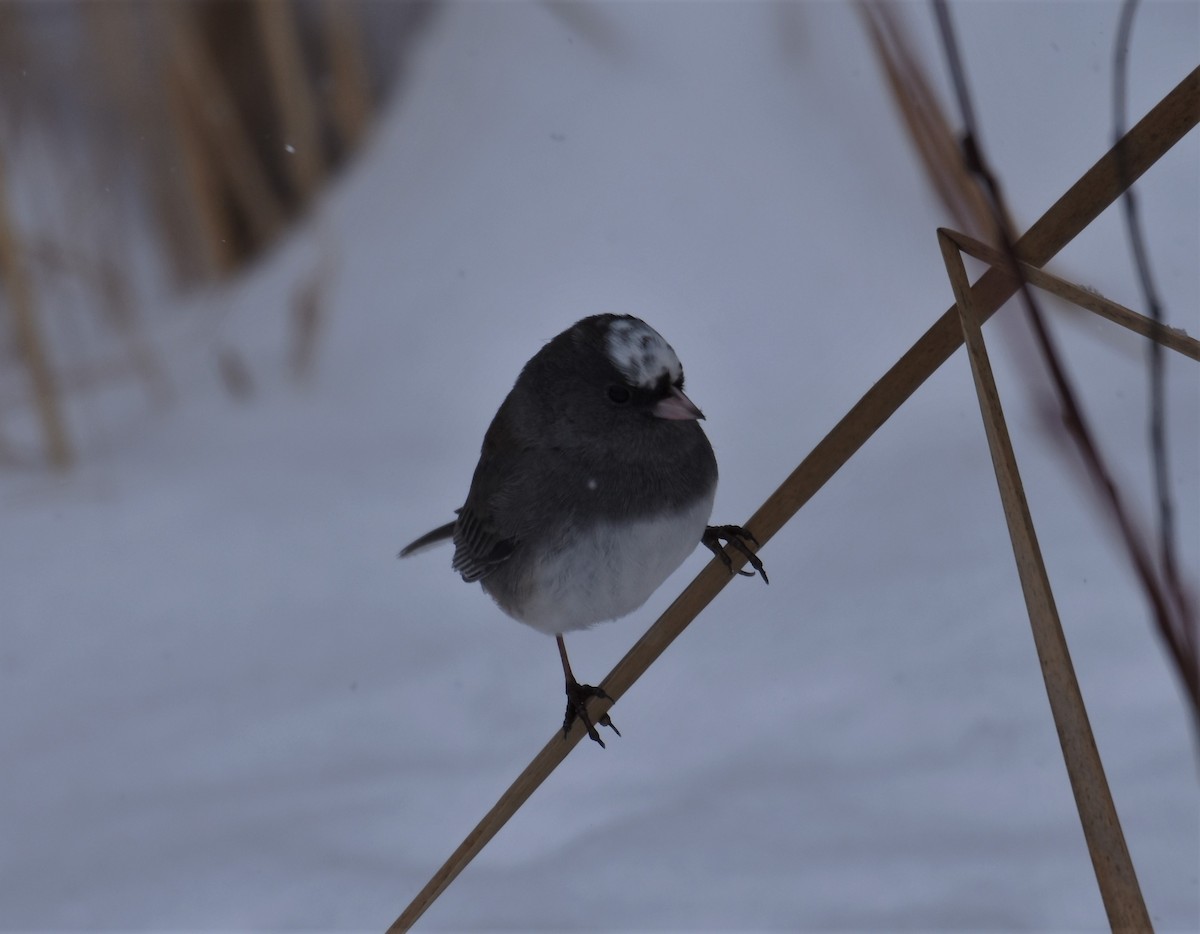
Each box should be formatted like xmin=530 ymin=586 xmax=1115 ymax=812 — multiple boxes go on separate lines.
xmin=930 ymin=0 xmax=1197 ymax=716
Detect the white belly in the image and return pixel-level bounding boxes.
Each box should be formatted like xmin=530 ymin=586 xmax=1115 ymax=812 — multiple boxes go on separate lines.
xmin=512 ymin=491 xmax=715 ymax=635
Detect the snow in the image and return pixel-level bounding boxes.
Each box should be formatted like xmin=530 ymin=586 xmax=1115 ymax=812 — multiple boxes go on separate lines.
xmin=3 ymin=2 xmax=1198 ymax=930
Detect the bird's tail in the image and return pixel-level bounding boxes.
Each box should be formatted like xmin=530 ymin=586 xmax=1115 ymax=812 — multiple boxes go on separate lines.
xmin=398 ymin=521 xmax=456 ymax=558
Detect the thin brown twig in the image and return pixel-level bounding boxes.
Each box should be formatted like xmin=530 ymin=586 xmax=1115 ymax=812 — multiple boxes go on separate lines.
xmin=857 ymin=1 xmax=994 ymax=241
xmin=0 ymin=152 xmax=72 ymax=469
xmin=940 ymin=229 xmax=1150 ymax=929
xmin=388 ymin=66 xmax=1200 ymax=933
xmin=161 ymin=2 xmax=287 ymax=245
xmin=254 ymin=0 xmax=324 ymax=200
xmin=931 ymin=1 xmax=1198 ymax=718
xmin=322 ymin=0 xmax=373 ymax=152
xmin=944 ymin=229 xmax=1200 ymax=361
xmin=859 ymin=0 xmax=1062 ymax=444
xmin=1113 ymin=0 xmax=1192 ymax=640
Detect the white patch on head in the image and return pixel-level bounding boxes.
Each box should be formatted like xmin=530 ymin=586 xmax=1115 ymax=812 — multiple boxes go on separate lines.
xmin=605 ymin=317 xmax=683 ymax=389
xmin=586 ymin=478 xmax=598 ymax=491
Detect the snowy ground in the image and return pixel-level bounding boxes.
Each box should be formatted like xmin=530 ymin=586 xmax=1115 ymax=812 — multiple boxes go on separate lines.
xmin=2 ymin=2 xmax=1198 ymax=930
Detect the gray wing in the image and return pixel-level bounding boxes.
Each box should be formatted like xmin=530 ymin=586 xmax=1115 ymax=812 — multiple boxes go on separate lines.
xmin=450 ymin=505 xmax=516 ymax=582
xmin=449 ymin=397 xmax=530 ymax=583
xmin=398 ymin=509 xmax=514 ymax=580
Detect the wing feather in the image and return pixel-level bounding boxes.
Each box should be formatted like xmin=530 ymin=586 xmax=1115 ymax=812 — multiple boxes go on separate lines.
xmin=449 ymin=397 xmax=526 ymax=582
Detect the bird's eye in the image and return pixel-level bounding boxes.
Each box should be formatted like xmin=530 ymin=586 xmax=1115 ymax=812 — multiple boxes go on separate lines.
xmin=607 ymin=384 xmax=631 ymax=404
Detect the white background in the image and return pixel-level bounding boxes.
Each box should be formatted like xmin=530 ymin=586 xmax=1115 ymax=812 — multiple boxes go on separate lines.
xmin=2 ymin=2 xmax=1197 ymax=929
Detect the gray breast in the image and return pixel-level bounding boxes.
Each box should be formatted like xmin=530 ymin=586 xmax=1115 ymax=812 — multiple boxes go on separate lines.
xmin=482 ymin=482 xmax=716 ymax=635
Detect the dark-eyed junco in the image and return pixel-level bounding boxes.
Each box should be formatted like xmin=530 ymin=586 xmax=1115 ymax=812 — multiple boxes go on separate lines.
xmin=400 ymin=314 xmax=765 ymax=747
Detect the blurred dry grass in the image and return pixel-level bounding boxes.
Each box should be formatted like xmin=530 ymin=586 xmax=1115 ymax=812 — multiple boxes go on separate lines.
xmin=0 ymin=0 xmax=435 ymax=469
xmin=857 ymin=1 xmax=996 ymax=242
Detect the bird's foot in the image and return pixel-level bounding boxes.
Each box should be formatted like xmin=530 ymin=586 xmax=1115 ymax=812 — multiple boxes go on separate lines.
xmin=702 ymin=524 xmax=769 ymax=584
xmin=563 ymin=679 xmax=620 ymax=748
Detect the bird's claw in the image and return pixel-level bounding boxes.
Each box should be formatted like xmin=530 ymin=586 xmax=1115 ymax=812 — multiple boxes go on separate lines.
xmin=702 ymin=524 xmax=769 ymax=584
xmin=563 ymin=680 xmax=620 ymax=748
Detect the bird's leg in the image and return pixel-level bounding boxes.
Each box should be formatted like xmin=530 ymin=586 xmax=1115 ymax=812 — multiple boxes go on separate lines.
xmin=702 ymin=525 xmax=769 ymax=584
xmin=556 ymin=634 xmax=620 ymax=748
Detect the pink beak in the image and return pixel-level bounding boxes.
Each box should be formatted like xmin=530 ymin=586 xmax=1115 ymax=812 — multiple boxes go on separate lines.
xmin=652 ymin=385 xmax=705 ymax=421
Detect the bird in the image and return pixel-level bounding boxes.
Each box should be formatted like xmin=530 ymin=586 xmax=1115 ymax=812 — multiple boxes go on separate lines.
xmin=400 ymin=314 xmax=766 ymax=747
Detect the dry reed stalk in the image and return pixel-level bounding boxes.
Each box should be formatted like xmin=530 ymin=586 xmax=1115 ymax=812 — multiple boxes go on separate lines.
xmin=322 ymin=0 xmax=372 ymax=151
xmin=945 ymin=229 xmax=1200 ymax=361
xmin=935 ymin=0 xmax=1197 ymax=722
xmin=161 ymin=3 xmax=286 ymax=246
xmin=389 ymin=68 xmax=1200 ymax=933
xmin=217 ymin=346 xmax=255 ymax=402
xmin=163 ymin=62 xmax=237 ymax=276
xmin=940 ymin=229 xmax=1151 ymax=930
xmin=0 ymin=152 xmax=71 ymax=469
xmin=859 ymin=0 xmax=1080 ymax=456
xmin=857 ymin=1 xmax=994 ymax=241
xmin=289 ymin=268 xmax=326 ymax=383
xmin=87 ymin=1 xmax=207 ymax=287
xmin=26 ymin=239 xmax=172 ymax=403
xmin=1116 ymin=1 xmax=1193 ymax=651
xmin=50 ymin=6 xmax=174 ymax=405
xmin=254 ymin=0 xmax=324 ymax=200
xmin=0 ymin=354 xmax=176 ymax=419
